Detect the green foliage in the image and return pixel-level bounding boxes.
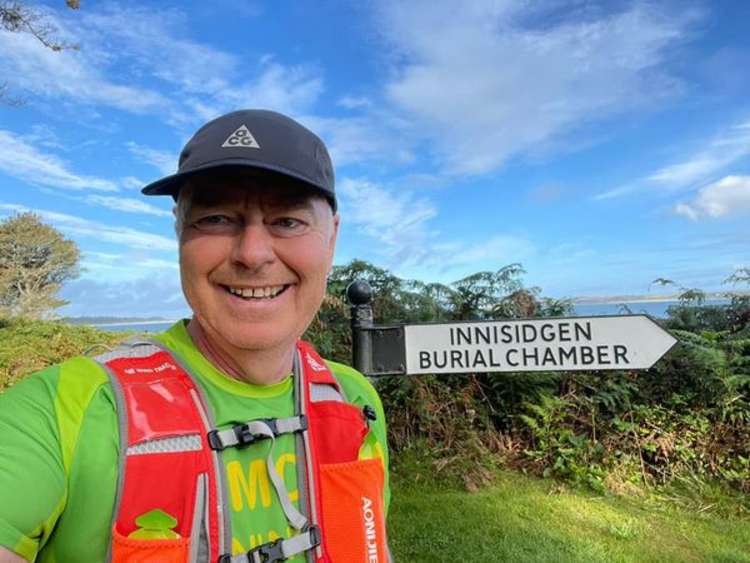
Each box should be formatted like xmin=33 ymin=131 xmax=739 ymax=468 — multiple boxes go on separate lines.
xmin=339 ymin=263 xmax=750 ymax=496
xmin=0 ymin=212 xmax=80 ymax=318
xmin=0 ymin=316 xmax=125 ymax=391
xmin=518 ymin=393 xmax=608 ymax=489
xmin=304 ymin=293 xmax=351 ymax=363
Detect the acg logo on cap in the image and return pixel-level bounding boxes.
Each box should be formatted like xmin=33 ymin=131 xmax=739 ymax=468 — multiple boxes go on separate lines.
xmin=221 ymin=125 xmax=260 ymax=149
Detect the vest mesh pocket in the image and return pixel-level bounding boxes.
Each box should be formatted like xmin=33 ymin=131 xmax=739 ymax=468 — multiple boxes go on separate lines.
xmin=111 ymin=526 xmax=190 ymax=563
xmin=318 ymin=458 xmax=388 ymax=563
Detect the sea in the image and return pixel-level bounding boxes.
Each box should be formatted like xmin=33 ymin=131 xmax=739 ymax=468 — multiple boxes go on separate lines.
xmin=89 ymin=299 xmax=730 ymax=333
xmin=93 ymin=320 xmax=177 ymax=333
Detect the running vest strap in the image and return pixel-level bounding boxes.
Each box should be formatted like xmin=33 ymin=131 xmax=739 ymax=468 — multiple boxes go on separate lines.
xmin=96 ymin=338 xmax=389 ymax=563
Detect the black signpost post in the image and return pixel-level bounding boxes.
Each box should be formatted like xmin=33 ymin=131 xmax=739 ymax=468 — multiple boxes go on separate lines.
xmin=347 ymin=280 xmax=374 ymax=375
xmin=346 ymin=281 xmax=405 ymax=377
xmin=346 ymin=279 xmax=677 ymax=377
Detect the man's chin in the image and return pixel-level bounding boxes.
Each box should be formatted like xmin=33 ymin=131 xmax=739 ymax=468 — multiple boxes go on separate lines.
xmin=220 ymin=325 xmax=297 ymax=353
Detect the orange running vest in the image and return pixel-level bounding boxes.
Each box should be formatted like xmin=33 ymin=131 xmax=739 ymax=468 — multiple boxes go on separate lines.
xmin=95 ymin=338 xmax=388 ymax=563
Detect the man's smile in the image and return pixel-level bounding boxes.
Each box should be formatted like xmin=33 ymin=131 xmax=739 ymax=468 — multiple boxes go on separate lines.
xmin=221 ymin=284 xmax=291 ymax=300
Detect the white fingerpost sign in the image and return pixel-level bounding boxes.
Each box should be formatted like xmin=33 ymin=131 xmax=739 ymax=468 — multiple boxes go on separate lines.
xmin=403 ymin=315 xmax=676 ymax=375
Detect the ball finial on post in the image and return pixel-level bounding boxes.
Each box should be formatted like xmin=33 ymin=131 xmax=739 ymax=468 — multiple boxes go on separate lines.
xmin=347 ymin=280 xmax=373 ymax=375
xmin=346 ymin=280 xmax=373 ymax=306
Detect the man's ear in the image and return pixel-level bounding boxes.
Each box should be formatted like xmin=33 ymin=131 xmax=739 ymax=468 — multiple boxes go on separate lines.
xmin=327 ymin=213 xmax=340 ymax=262
xmin=173 ymin=205 xmax=181 ymax=239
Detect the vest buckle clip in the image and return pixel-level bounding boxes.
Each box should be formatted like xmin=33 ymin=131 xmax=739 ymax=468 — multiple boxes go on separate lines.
xmin=249 ymin=537 xmax=285 ymax=562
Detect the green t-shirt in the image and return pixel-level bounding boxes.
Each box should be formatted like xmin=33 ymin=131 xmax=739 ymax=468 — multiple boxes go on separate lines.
xmin=0 ymin=321 xmax=389 ymax=562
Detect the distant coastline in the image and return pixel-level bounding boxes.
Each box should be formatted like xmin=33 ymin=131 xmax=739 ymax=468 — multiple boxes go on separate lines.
xmin=571 ymin=291 xmax=746 ymax=305
xmin=64 ymin=316 xmax=178 ymax=326
xmin=91 ymin=319 xmax=179 ymax=327
xmin=62 ymin=291 xmax=749 ymax=326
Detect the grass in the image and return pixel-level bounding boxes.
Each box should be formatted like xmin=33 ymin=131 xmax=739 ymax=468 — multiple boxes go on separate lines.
xmin=389 ymin=469 xmax=750 ymax=562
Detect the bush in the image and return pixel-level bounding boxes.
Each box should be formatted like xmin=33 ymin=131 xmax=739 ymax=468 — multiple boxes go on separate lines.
xmin=0 ymin=316 xmax=126 ymax=391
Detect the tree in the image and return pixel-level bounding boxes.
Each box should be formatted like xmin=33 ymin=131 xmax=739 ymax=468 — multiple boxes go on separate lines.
xmin=0 ymin=212 xmax=80 ymax=318
xmin=1 ymin=0 xmax=79 ymax=104
xmin=724 ymin=267 xmax=750 ymax=332
xmin=449 ymin=263 xmax=526 ymax=320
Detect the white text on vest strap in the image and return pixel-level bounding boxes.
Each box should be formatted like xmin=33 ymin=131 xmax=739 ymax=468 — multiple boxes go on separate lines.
xmin=361 ymin=496 xmax=378 ymax=562
xmin=123 ymin=362 xmax=177 ymax=375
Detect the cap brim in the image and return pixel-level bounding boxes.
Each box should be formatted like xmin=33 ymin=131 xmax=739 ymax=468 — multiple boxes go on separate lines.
xmin=141 ymin=159 xmax=336 ymax=211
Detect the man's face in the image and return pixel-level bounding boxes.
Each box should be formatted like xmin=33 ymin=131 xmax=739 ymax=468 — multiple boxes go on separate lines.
xmin=178 ymin=176 xmax=339 ymax=355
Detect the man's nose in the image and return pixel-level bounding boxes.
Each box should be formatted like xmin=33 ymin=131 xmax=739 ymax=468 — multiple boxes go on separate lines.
xmin=231 ymin=223 xmax=276 ymax=270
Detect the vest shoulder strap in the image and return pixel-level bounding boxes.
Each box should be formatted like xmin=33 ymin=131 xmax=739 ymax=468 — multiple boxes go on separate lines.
xmin=95 ymin=339 xmax=226 ymax=563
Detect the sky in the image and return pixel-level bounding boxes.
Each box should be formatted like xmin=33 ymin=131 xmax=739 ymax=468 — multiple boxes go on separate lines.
xmin=0 ymin=0 xmax=748 ymax=318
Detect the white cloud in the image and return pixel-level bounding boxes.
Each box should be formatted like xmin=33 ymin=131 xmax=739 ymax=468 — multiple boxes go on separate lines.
xmin=302 ymin=114 xmax=414 ymax=167
xmin=79 ymin=6 xmax=237 ymax=97
xmin=430 ymin=236 xmax=536 ymax=272
xmin=595 ymin=119 xmax=750 ymax=200
xmin=339 ymin=177 xmax=437 ymax=265
xmin=121 ymin=176 xmax=146 ymax=190
xmin=60 ymin=275 xmax=188 ymax=318
xmin=173 ymin=60 xmax=326 ymax=127
xmin=218 ymin=61 xmax=323 ymax=116
xmin=0 ymin=129 xmax=118 ymax=191
xmin=0 ymin=203 xmax=176 ymax=251
xmin=22 ymin=124 xmax=66 ymax=151
xmin=81 ymin=252 xmax=178 ymax=275
xmin=339 ymin=177 xmax=533 ymax=274
xmin=674 ymin=175 xmax=750 ymax=220
xmin=338 ymin=96 xmax=372 ymax=109
xmin=85 ymin=195 xmax=172 ymax=217
xmin=126 ymin=142 xmax=178 ymax=176
xmin=647 ymin=122 xmax=750 ymax=188
xmin=593 ymin=122 xmax=750 ymax=200
xmin=0 ymin=3 xmax=357 ymax=183
xmin=0 ymin=22 xmax=168 ymax=113
xmin=139 ymin=258 xmax=180 ymax=270
xmin=80 ymin=7 xmax=325 ymax=120
xmin=0 ymin=4 xmax=324 ymax=125
xmin=377 ymin=1 xmax=694 ymax=174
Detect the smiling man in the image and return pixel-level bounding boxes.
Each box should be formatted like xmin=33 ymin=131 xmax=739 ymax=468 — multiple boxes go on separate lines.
xmin=0 ymin=110 xmax=390 ymax=563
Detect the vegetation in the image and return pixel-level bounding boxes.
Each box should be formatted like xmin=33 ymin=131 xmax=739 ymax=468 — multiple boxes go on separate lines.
xmin=0 ymin=212 xmax=80 ymax=318
xmin=0 ymin=316 xmax=125 ymax=392
xmin=306 ymin=261 xmax=750 ymax=500
xmin=390 ymin=462 xmax=750 ymax=562
xmin=1 ymin=259 xmax=748 ymax=560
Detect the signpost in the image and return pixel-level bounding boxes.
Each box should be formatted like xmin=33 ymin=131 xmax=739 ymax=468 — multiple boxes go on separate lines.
xmin=347 ymin=281 xmax=677 ymax=377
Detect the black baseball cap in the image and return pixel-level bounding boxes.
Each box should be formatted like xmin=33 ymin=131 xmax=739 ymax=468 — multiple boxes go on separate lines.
xmin=141 ymin=109 xmax=336 ymax=211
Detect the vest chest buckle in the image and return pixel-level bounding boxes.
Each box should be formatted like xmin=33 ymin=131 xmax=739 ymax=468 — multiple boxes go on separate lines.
xmin=249 ymin=538 xmax=285 ymax=562
xmin=233 ymin=422 xmax=261 ymax=448
xmin=241 ymin=526 xmax=321 ymax=563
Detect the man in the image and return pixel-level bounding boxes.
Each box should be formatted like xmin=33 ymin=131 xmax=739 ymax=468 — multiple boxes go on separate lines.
xmin=0 ymin=110 xmax=390 ymax=562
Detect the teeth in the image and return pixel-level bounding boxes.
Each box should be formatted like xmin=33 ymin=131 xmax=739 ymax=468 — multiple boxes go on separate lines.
xmin=227 ymin=285 xmax=285 ymax=299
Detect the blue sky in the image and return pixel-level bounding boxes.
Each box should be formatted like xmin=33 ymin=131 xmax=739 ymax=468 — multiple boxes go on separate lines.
xmin=0 ymin=0 xmax=748 ymax=318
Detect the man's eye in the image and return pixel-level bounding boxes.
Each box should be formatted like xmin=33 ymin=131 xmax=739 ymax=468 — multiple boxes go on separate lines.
xmin=193 ymin=215 xmax=234 ymax=229
xmin=273 ymin=217 xmax=307 ymax=230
